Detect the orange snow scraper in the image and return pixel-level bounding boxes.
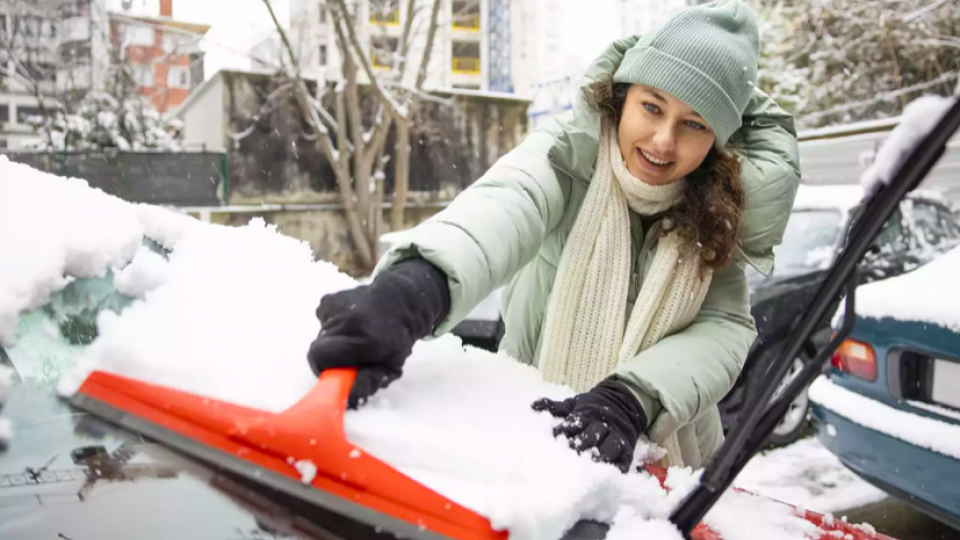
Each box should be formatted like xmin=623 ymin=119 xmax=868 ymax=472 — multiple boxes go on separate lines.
xmin=68 ymin=367 xmax=894 ymax=540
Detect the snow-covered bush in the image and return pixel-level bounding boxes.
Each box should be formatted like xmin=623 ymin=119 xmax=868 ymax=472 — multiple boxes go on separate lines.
xmin=25 ymin=92 xmax=182 ymax=152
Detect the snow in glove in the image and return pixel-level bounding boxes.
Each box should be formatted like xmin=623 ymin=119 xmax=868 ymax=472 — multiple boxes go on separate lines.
xmin=307 ymin=258 xmax=451 ymax=408
xmin=532 ymin=379 xmax=647 ymax=472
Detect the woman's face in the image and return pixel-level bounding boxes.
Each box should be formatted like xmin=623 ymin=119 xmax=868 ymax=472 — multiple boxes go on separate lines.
xmin=617 ymin=84 xmax=716 ymax=186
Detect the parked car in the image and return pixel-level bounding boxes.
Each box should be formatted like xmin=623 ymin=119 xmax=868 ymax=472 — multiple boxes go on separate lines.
xmin=809 ymin=243 xmax=960 ymax=531
xmin=721 ymin=184 xmax=960 ymax=446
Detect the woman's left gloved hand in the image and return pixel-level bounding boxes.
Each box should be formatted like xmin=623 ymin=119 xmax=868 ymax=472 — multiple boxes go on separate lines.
xmin=532 ymin=379 xmax=647 ymax=473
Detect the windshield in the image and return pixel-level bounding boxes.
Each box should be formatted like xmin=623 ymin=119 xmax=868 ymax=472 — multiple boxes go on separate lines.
xmin=771 ymin=209 xmax=845 ymax=276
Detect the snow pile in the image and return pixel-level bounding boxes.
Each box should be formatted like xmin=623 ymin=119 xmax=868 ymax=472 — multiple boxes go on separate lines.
xmin=3 ymin=158 xmax=829 ymax=540
xmin=809 ymin=376 xmax=960 ymax=460
xmin=852 ymin=244 xmax=960 ymax=331
xmin=56 ymin=215 xmax=356 ymax=408
xmin=0 ymin=157 xmax=144 ymax=347
xmin=735 ymin=438 xmax=886 ymax=514
xmin=859 ymin=95 xmax=957 ymax=196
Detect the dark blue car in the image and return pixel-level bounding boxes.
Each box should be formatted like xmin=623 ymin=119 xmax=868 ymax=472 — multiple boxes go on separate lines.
xmin=810 ymin=245 xmax=960 ymax=531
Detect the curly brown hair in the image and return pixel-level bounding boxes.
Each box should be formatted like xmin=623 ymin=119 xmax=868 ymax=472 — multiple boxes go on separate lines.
xmin=591 ymin=77 xmax=746 ymax=271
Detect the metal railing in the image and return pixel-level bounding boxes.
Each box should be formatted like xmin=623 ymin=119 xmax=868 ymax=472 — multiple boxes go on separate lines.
xmin=452 ymin=57 xmax=480 ymax=74
xmin=452 ymin=14 xmax=480 ymax=31
xmin=369 ymin=9 xmax=400 ymax=25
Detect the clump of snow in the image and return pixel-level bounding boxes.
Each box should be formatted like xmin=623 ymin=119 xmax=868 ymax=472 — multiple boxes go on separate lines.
xmin=0 ymin=157 xmax=144 ymax=347
xmin=56 ymin=215 xmax=356 ymax=406
xmin=349 ymin=449 xmax=362 ymax=459
xmin=850 ymin=245 xmax=960 ymax=332
xmin=859 ymin=95 xmax=956 ymax=196
xmin=703 ymin=489 xmax=820 ymax=540
xmin=0 ymin=365 xmax=14 ymax=404
xmin=810 ymin=376 xmax=960 ymax=460
xmin=3 ymin=159 xmax=836 ymax=540
xmin=735 ymin=438 xmax=886 ymax=514
xmin=295 ymin=459 xmax=318 ymax=484
xmin=113 ymin=247 xmax=170 ymax=299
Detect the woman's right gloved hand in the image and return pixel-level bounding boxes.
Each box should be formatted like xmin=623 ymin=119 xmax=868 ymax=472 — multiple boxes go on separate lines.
xmin=307 ymin=257 xmax=451 ymax=408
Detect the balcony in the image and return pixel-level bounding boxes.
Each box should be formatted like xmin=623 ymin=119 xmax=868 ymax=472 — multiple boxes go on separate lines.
xmin=452 ymin=1 xmax=481 ymax=31
xmin=452 ymin=57 xmax=480 ymax=75
xmin=369 ymin=1 xmax=400 ymax=26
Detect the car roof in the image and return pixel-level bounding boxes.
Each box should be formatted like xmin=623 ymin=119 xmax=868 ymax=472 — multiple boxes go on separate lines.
xmin=792 ymin=184 xmax=865 ymax=213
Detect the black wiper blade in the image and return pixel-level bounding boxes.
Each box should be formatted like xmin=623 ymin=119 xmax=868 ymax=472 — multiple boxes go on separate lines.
xmin=669 ymin=95 xmax=960 ymax=538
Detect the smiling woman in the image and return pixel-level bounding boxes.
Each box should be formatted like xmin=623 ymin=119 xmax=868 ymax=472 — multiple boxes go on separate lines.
xmin=307 ymin=0 xmax=801 ymax=474
xmin=592 ymin=77 xmax=746 ymax=271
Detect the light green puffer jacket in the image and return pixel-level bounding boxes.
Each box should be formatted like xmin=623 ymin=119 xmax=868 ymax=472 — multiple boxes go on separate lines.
xmin=375 ymin=36 xmax=801 ymax=468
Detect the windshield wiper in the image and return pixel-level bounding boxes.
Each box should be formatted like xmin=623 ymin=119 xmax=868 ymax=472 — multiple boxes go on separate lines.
xmin=670 ymin=96 xmax=960 ymax=538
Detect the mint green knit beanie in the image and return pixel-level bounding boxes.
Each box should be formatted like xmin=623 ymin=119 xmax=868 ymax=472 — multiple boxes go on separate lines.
xmin=613 ymin=0 xmax=760 ymax=147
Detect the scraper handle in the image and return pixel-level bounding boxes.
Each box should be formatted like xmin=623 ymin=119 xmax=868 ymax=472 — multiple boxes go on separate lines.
xmin=316 ymin=367 xmax=358 ymax=417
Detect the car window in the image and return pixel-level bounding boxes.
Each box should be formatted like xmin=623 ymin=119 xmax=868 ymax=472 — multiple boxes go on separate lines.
xmin=906 ymin=200 xmax=958 ymax=253
xmin=874 ymin=207 xmax=909 ymax=254
xmin=772 ymin=209 xmax=844 ymax=275
xmin=4 ymin=274 xmax=133 ymax=388
xmin=1 ymin=237 xmax=170 ymax=387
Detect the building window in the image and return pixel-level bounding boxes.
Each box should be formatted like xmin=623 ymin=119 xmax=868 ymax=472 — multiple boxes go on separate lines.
xmin=16 ymin=105 xmax=44 ymax=124
xmin=319 ymin=44 xmax=328 ymax=66
xmin=451 ymin=41 xmax=480 ymax=74
xmin=167 ymin=66 xmax=190 ymax=89
xmin=369 ymin=0 xmax=400 ymax=25
xmin=162 ymin=34 xmax=180 ymax=54
xmin=319 ymin=4 xmax=327 ymax=24
xmin=124 ymin=24 xmax=155 ymax=47
xmin=0 ymin=15 xmax=7 ymax=34
xmin=0 ymin=103 xmax=8 ymax=123
xmin=370 ymin=36 xmax=398 ymax=69
xmin=132 ymin=64 xmax=155 ymax=87
xmin=0 ymin=139 xmax=7 ymax=149
xmin=452 ymin=1 xmax=481 ymax=31
xmin=24 ymin=62 xmax=57 ymax=83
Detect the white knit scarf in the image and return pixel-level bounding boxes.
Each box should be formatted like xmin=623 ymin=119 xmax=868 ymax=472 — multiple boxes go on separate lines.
xmin=538 ymin=122 xmax=714 ymax=468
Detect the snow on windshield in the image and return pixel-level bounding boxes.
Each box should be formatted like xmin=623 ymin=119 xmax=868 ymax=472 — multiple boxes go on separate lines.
xmin=1 ymin=157 xmax=835 ymax=540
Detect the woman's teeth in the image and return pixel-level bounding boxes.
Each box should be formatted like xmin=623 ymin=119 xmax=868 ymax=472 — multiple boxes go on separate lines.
xmin=640 ymin=149 xmax=670 ymax=166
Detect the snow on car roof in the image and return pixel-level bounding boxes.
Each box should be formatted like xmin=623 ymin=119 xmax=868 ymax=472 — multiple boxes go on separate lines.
xmin=854 ymin=243 xmax=960 ymax=332
xmin=792 ymin=184 xmax=865 ymax=213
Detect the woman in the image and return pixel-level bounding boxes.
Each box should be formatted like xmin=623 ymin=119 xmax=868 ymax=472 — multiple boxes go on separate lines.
xmin=308 ymin=0 xmax=800 ymax=472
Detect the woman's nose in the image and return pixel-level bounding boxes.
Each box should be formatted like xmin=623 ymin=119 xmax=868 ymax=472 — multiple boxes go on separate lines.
xmin=652 ymin=125 xmax=677 ymax=155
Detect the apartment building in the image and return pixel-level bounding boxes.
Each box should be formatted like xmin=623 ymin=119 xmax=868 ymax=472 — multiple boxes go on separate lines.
xmin=109 ymin=0 xmax=209 ymax=112
xmin=0 ymin=0 xmax=206 ymax=148
xmin=278 ymin=0 xmax=503 ymax=92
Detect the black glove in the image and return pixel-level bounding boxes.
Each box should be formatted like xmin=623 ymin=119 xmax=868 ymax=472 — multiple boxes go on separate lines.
xmin=532 ymin=379 xmax=647 ymax=473
xmin=307 ymin=257 xmax=450 ymax=408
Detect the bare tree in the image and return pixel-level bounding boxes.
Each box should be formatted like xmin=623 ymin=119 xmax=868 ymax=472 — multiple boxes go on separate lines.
xmin=258 ymin=0 xmax=444 ymax=271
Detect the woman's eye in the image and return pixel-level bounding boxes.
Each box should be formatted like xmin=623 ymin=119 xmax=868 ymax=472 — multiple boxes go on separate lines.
xmin=685 ymin=120 xmax=707 ymax=131
xmin=643 ymin=102 xmax=661 ymax=115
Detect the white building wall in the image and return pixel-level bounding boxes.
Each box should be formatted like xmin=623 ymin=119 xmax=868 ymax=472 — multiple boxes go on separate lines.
xmin=178 ymin=74 xmax=225 ymax=151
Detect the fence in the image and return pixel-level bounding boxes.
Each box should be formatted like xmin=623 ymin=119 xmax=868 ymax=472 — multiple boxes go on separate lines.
xmin=1 ymin=150 xmax=228 ymax=207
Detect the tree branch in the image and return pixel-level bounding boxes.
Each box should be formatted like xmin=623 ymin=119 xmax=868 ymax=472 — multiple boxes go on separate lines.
xmin=331 ymin=0 xmax=407 ymax=119
xmin=416 ymin=0 xmax=444 ymax=89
